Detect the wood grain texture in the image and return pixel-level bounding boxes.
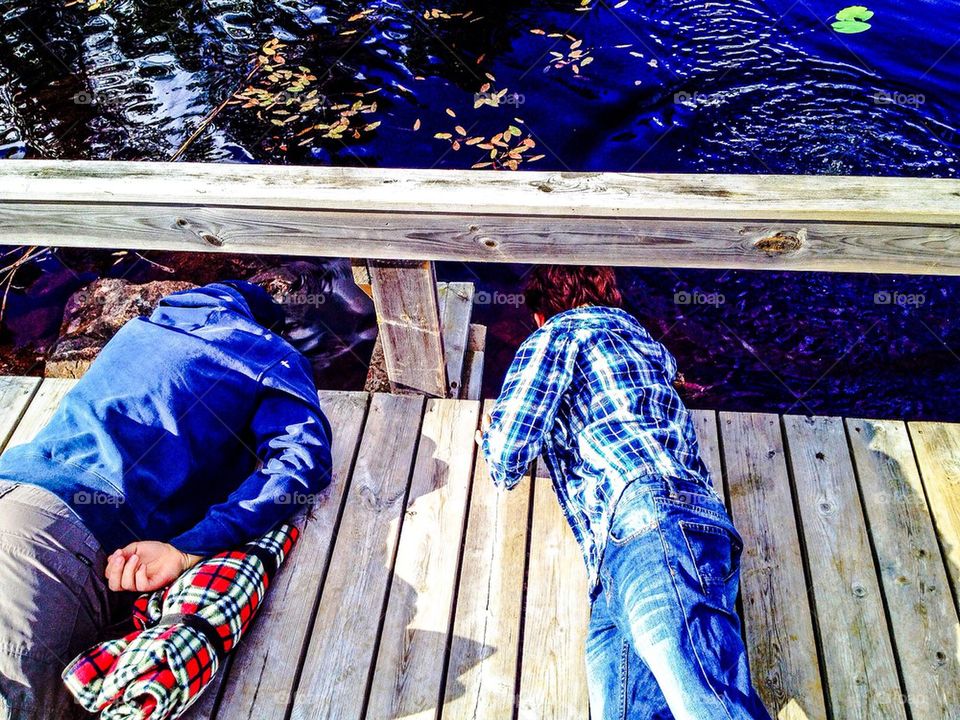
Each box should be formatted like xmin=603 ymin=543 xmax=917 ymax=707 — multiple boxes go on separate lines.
xmin=290 ymin=394 xmax=424 ymax=720
xmin=517 ymin=472 xmax=590 ymax=720
xmin=691 ymin=408 xmax=726 ymax=505
xmin=213 ymin=391 xmax=370 ymax=720
xmin=437 ymin=282 xmax=475 ymax=399
xmin=6 ymin=161 xmax=960 ymax=223
xmin=2 ymin=161 xmax=960 ymax=274
xmin=907 ymin=422 xmax=960 ymax=604
xmin=719 ymin=412 xmax=827 ymax=720
xmin=5 ymin=378 xmax=76 ymax=447
xmin=366 ymin=398 xmax=480 ymax=720
xmin=847 ymin=419 xmax=960 ymax=720
xmin=3 ymin=204 xmax=959 ymax=276
xmin=0 ymin=376 xmax=40 ymax=451
xmin=369 ymin=261 xmax=446 ymax=396
xmin=442 ymin=400 xmax=531 ymax=720
xmin=783 ymin=415 xmax=905 ymax=720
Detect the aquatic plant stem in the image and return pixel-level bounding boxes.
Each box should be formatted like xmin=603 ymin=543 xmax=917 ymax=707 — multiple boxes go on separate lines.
xmin=170 ymin=61 xmax=262 ymax=162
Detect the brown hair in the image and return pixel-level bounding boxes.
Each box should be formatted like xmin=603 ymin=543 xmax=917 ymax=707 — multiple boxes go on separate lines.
xmin=523 ymin=265 xmax=623 ymax=319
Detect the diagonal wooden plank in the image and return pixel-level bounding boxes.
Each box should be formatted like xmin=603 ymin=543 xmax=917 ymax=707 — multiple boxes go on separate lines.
xmin=437 ymin=282 xmax=475 ymax=399
xmin=442 ymin=400 xmax=532 ymax=720
xmin=783 ymin=415 xmax=905 ymax=720
xmin=0 ymin=376 xmax=41 ymax=452
xmin=290 ymin=393 xmax=424 ymax=720
xmin=908 ymin=421 xmax=960 ymax=604
xmin=691 ymin=408 xmax=726 ymax=505
xmin=720 ymin=412 xmax=827 ymax=720
xmin=847 ymin=419 xmax=960 ymax=720
xmin=517 ymin=471 xmax=590 ymax=720
xmin=209 ymin=391 xmax=370 ymax=720
xmin=366 ymin=398 xmax=480 ymax=719
xmin=5 ymin=378 xmax=76 ymax=448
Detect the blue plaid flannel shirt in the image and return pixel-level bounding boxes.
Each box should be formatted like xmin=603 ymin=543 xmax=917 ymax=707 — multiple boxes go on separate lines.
xmin=482 ymin=306 xmax=711 ymax=598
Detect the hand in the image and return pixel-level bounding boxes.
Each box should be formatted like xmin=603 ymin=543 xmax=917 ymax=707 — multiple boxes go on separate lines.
xmin=475 ymin=413 xmax=492 ymax=447
xmin=105 ymin=541 xmax=202 ymax=592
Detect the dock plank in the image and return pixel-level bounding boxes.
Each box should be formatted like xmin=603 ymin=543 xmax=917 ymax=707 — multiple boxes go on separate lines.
xmin=0 ymin=376 xmax=40 ymax=451
xmin=847 ymin=419 xmax=960 ymax=720
xmin=783 ymin=415 xmax=905 ymax=720
xmin=212 ymin=391 xmax=370 ymax=720
xmin=720 ymin=412 xmax=827 ymax=720
xmin=517 ymin=471 xmax=590 ymax=720
xmin=691 ymin=408 xmax=726 ymax=505
xmin=289 ymin=394 xmax=424 ymax=720
xmin=442 ymin=400 xmax=531 ymax=720
xmin=908 ymin=422 xmax=960 ymax=603
xmin=5 ymin=378 xmax=76 ymax=447
xmin=366 ymin=398 xmax=480 ymax=720
xmin=437 ymin=282 xmax=475 ymax=399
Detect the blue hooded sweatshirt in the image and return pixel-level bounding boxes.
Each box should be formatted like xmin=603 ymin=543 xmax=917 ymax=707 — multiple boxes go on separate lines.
xmin=0 ymin=281 xmax=332 ymax=556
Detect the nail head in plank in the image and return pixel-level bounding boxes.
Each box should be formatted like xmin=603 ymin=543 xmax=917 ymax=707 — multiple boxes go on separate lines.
xmin=213 ymin=391 xmax=370 ymax=720
xmin=847 ymin=418 xmax=960 ymax=720
xmin=517 ymin=473 xmax=590 ymax=720
xmin=720 ymin=411 xmax=828 ymax=720
xmin=783 ymin=415 xmax=905 ymax=720
xmin=366 ymin=398 xmax=480 ymax=720
xmin=290 ymin=393 xmax=424 ymax=720
xmin=443 ymin=400 xmax=531 ymax=720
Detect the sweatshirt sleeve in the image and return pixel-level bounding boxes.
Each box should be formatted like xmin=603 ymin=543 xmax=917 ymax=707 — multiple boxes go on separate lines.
xmin=170 ymin=353 xmax=332 ymax=556
xmin=481 ymin=328 xmax=573 ymax=490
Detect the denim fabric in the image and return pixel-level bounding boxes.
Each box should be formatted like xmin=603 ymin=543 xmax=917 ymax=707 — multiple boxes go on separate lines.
xmin=482 ymin=306 xmax=711 ymax=597
xmin=587 ymin=476 xmax=772 ymax=720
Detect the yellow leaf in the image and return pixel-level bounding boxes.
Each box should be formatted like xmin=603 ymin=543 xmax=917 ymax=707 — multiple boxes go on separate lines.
xmin=413 ymin=118 xmax=421 ymax=130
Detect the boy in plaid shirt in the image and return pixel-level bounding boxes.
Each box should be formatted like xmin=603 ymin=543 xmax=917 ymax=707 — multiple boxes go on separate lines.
xmin=479 ymin=266 xmax=770 ymax=720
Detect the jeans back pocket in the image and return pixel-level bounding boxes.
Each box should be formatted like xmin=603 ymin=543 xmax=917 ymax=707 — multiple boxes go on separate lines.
xmin=679 ymin=520 xmax=743 ymax=592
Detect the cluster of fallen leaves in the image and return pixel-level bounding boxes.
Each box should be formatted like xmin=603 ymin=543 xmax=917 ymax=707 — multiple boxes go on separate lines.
xmin=530 ymin=30 xmax=594 ymax=75
xmin=433 ymin=111 xmax=544 ymax=170
xmin=421 ymin=9 xmax=482 ymax=22
xmin=233 ymin=52 xmax=321 ymax=128
xmin=232 ymin=39 xmax=380 ymax=146
xmin=295 ymin=92 xmax=381 ymax=143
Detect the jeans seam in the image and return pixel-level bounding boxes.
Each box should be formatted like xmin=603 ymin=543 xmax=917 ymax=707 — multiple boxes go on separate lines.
xmin=619 ymin=639 xmax=629 ymax=720
xmin=657 ymin=521 xmax=736 ymax=720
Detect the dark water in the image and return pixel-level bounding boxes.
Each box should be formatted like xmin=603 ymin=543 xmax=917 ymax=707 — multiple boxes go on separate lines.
xmin=2 ymin=0 xmax=960 ymax=418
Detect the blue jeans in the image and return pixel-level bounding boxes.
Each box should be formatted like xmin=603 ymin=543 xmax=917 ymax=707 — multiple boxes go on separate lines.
xmin=586 ymin=476 xmax=772 ymax=720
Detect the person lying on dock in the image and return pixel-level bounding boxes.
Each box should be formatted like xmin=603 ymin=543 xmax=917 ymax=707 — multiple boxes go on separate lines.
xmin=477 ymin=265 xmax=771 ymax=720
xmin=0 ymin=281 xmax=332 ymax=720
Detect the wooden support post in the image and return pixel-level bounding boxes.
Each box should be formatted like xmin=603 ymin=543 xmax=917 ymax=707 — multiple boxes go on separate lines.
xmin=368 ymin=260 xmax=447 ymax=397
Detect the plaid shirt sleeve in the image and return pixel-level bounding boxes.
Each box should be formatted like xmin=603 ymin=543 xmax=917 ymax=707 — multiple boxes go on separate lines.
xmin=482 ymin=327 xmax=574 ymax=489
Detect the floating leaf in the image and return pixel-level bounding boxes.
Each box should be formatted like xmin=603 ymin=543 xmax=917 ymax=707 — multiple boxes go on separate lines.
xmin=413 ymin=118 xmax=421 ymax=131
xmin=832 ymin=5 xmax=873 ymax=33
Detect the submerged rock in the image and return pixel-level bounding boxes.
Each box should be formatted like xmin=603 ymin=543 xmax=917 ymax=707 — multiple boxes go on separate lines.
xmin=46 ymin=278 xmax=195 ymax=378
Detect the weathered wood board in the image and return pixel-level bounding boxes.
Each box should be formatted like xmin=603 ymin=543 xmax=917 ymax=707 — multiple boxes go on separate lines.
xmin=721 ymin=412 xmax=828 ymax=720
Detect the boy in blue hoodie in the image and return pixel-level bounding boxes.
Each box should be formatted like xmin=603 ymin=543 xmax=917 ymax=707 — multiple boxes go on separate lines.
xmin=0 ymin=281 xmax=332 ymax=719
xmin=479 ymin=266 xmax=770 ymax=720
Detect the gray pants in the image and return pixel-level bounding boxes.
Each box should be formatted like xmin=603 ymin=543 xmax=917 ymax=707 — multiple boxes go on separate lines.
xmin=0 ymin=481 xmax=111 ymax=719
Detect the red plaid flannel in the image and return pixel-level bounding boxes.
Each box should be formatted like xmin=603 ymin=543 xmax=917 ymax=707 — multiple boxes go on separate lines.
xmin=62 ymin=524 xmax=299 ymax=719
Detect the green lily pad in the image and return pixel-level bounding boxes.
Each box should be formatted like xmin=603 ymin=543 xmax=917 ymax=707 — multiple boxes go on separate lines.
xmin=832 ymin=5 xmax=873 ymax=33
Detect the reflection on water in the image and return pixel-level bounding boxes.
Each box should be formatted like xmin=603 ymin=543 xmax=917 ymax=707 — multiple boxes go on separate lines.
xmin=1 ymin=0 xmax=960 ymax=417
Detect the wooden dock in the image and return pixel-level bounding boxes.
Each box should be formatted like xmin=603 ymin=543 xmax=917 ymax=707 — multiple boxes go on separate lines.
xmin=1 ymin=377 xmax=958 ymax=720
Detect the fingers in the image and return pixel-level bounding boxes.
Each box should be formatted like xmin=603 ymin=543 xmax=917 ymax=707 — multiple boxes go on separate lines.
xmin=105 ymin=553 xmax=124 ymax=591
xmin=135 ymin=562 xmax=149 ymax=593
xmin=120 ymin=554 xmax=140 ymax=591
xmin=475 ymin=429 xmax=484 ymax=446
